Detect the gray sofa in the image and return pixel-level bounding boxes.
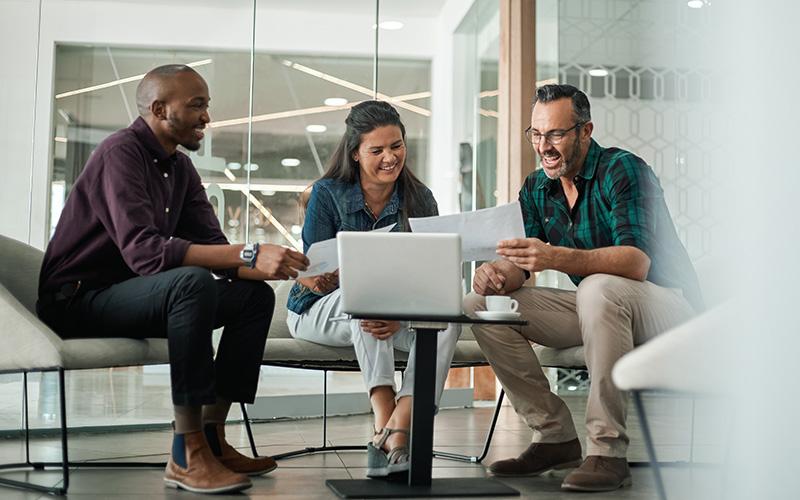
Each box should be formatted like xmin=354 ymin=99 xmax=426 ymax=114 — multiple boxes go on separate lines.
xmin=0 ymin=233 xmax=585 ymax=493
xmin=0 ymin=234 xmax=584 ymax=374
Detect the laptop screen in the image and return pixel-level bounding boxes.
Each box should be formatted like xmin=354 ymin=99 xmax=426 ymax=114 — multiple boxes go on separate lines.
xmin=337 ymin=232 xmax=463 ymax=317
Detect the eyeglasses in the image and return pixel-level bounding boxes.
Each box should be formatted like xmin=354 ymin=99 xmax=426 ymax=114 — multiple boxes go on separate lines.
xmin=524 ymin=122 xmax=584 ymax=146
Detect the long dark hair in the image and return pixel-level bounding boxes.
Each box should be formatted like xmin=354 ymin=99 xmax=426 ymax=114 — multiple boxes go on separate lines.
xmin=302 ymin=100 xmax=430 ymax=225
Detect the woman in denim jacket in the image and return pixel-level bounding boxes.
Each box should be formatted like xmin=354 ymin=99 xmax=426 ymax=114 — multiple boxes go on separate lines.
xmin=286 ymin=101 xmax=461 ymax=478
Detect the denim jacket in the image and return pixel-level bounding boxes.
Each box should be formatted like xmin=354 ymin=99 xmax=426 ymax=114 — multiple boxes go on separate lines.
xmin=287 ymin=176 xmax=439 ymax=315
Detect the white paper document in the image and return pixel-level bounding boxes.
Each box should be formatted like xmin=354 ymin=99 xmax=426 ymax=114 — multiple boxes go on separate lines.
xmin=409 ymin=202 xmax=525 ymax=262
xmin=296 ymin=223 xmax=396 ymax=278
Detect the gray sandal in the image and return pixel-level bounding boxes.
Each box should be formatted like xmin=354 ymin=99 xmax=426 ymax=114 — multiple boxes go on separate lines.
xmin=366 ymin=428 xmax=410 ymax=478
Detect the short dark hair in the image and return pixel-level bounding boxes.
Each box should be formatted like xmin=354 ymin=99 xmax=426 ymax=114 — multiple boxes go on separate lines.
xmin=533 ymin=84 xmax=591 ymax=123
xmin=135 ymin=64 xmax=199 ymax=115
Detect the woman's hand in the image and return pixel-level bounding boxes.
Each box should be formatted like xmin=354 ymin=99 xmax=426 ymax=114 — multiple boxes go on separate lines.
xmin=296 ymin=271 xmax=339 ymax=294
xmin=360 ymin=320 xmax=401 ymax=340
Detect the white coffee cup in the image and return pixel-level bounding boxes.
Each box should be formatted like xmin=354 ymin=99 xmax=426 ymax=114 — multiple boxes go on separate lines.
xmin=485 ymin=295 xmax=519 ymax=313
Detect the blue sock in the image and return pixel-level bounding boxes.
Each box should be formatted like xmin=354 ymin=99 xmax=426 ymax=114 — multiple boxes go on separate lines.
xmin=171 ymin=433 xmax=187 ymax=468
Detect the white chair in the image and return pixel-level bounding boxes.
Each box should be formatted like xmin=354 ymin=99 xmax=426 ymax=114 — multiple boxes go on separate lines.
xmin=613 ymin=302 xmax=733 ymax=500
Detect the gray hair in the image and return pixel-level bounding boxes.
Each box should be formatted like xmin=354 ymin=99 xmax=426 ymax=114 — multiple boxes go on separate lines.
xmin=533 ymin=84 xmax=591 ymax=123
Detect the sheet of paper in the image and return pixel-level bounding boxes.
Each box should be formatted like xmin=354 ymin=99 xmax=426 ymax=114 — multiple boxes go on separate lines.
xmin=409 ymin=202 xmax=525 ymax=262
xmin=296 ymin=223 xmax=396 ymax=278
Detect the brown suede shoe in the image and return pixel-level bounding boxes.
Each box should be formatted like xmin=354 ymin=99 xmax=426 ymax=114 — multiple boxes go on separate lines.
xmin=488 ymin=438 xmax=582 ymax=477
xmin=205 ymin=423 xmax=278 ymax=476
xmin=164 ymin=430 xmax=252 ymax=494
xmin=561 ymin=456 xmax=632 ymax=492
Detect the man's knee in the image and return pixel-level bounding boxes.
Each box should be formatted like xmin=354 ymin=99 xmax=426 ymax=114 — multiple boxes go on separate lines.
xmin=171 ymin=266 xmax=217 ymax=300
xmin=575 ymin=274 xmax=631 ymax=307
xmin=576 ymin=274 xmax=632 ymax=326
xmin=242 ymin=280 xmax=276 ymax=315
xmin=463 ymin=292 xmax=486 ymax=315
xmin=248 ymin=280 xmax=275 ymax=305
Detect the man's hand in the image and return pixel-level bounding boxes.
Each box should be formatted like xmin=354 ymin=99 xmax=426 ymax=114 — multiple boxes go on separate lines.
xmin=496 ymin=238 xmax=555 ymax=272
xmin=473 ymin=262 xmax=509 ymax=296
xmin=255 ymin=244 xmax=309 ymax=280
xmin=360 ymin=320 xmax=401 ymax=340
xmin=297 ymin=271 xmax=339 ymax=294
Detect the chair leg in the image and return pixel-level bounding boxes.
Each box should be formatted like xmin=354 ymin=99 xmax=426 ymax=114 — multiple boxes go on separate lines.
xmin=23 ymin=371 xmax=31 ymax=467
xmin=322 ymin=369 xmax=328 ymax=446
xmin=240 ymin=403 xmax=259 ymax=457
xmin=633 ymin=390 xmax=667 ymax=500
xmin=689 ymin=396 xmax=696 ymax=464
xmin=433 ymin=389 xmax=506 ymax=464
xmin=273 ymin=369 xmax=365 ymax=460
xmin=0 ymin=369 xmax=70 ymax=496
xmin=58 ymin=368 xmax=69 ymax=493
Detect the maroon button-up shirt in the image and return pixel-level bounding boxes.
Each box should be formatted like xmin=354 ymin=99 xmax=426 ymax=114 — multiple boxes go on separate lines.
xmin=39 ymin=117 xmax=231 ymax=296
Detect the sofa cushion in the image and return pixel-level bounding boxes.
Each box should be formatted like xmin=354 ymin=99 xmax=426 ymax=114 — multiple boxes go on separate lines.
xmin=0 ymin=235 xmax=44 ymax=314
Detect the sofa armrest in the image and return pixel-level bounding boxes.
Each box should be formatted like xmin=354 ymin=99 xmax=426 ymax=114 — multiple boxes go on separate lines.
xmin=0 ymin=284 xmax=63 ymax=371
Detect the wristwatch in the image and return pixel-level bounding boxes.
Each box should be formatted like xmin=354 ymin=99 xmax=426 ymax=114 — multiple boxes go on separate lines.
xmin=240 ymin=242 xmax=259 ymax=269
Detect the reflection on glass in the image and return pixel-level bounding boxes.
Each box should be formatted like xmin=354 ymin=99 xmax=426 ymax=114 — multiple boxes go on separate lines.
xmin=50 ymin=45 xmax=251 ymax=242
xmin=50 ymin=46 xmax=430 ymax=250
xmin=452 ymin=1 xmax=500 ymax=287
xmin=454 ymin=1 xmax=500 ymax=214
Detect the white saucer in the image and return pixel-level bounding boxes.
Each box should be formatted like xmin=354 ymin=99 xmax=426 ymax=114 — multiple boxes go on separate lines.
xmin=475 ymin=310 xmax=521 ymax=321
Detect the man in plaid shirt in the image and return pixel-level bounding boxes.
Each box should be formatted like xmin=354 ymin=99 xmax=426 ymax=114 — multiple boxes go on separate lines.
xmin=465 ymin=84 xmax=702 ymax=492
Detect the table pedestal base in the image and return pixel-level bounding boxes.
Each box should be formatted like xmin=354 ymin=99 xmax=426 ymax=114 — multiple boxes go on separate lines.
xmin=325 ymin=477 xmax=519 ymax=498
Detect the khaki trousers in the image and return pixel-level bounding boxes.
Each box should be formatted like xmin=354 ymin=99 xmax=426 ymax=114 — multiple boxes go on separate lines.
xmin=464 ymin=273 xmax=695 ymax=457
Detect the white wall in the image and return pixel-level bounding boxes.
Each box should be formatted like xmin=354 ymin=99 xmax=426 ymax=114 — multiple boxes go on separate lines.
xmin=0 ymin=1 xmax=42 ymax=245
xmin=2 ymin=0 xmax=445 ymax=249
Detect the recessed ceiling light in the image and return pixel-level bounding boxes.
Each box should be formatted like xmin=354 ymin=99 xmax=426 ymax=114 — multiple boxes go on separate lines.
xmin=380 ymin=21 xmax=404 ymax=30
xmin=260 ymin=190 xmax=276 ymax=196
xmin=588 ymin=68 xmax=609 ymax=77
xmin=291 ymin=225 xmax=302 ymax=235
xmin=281 ymin=158 xmax=301 ymax=167
xmin=372 ymin=21 xmax=404 ymax=30
xmin=244 ymin=163 xmax=259 ymax=171
xmin=227 ymin=162 xmax=242 ymax=170
xmin=324 ymin=97 xmax=348 ymax=106
xmin=306 ymin=124 xmax=327 ymax=133
xmin=687 ymin=0 xmax=703 ymax=8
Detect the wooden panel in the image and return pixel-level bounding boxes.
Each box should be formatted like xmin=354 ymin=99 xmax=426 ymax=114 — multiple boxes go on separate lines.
xmin=497 ymin=0 xmax=537 ymax=204
xmin=473 ymin=0 xmax=537 ymax=400
xmin=473 ymin=366 xmax=497 ymax=401
xmin=445 ymin=367 xmax=470 ymax=388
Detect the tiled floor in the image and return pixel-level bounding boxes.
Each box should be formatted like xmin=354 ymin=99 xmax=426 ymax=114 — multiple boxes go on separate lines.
xmin=0 ymin=390 xmax=726 ymax=499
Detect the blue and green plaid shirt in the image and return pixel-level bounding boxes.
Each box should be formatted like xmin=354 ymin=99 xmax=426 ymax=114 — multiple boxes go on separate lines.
xmin=519 ymin=139 xmax=703 ymax=311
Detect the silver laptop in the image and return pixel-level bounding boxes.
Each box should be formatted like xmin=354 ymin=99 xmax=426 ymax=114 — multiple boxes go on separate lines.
xmin=337 ymin=232 xmax=463 ymax=318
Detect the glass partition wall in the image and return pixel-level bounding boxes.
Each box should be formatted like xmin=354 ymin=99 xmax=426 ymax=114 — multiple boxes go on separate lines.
xmin=9 ymin=0 xmax=495 ymax=431
xmin=49 ymin=2 xmax=437 ymax=252
xmin=535 ymin=0 xmax=715 ymax=394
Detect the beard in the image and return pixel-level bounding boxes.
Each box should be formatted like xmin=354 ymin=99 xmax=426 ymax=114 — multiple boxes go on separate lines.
xmin=167 ymin=114 xmax=202 ymax=152
xmin=541 ymin=135 xmax=582 ymax=180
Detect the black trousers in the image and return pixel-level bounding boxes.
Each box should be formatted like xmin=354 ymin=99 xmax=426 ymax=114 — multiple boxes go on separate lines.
xmin=37 ymin=267 xmax=275 ymax=406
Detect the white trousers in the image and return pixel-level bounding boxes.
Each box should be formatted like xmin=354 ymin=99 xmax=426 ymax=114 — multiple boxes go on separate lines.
xmin=287 ymin=289 xmax=461 ymax=404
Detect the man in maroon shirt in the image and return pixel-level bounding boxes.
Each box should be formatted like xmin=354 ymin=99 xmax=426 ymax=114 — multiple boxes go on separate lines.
xmin=37 ymin=65 xmax=309 ymax=494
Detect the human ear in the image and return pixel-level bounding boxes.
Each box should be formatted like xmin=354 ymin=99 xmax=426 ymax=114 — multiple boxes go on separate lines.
xmin=151 ymin=100 xmax=167 ymax=120
xmin=581 ymin=121 xmax=594 ymax=140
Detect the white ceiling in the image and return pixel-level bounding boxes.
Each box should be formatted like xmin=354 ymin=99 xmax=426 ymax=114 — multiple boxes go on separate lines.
xmin=73 ymin=0 xmax=449 ymax=18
